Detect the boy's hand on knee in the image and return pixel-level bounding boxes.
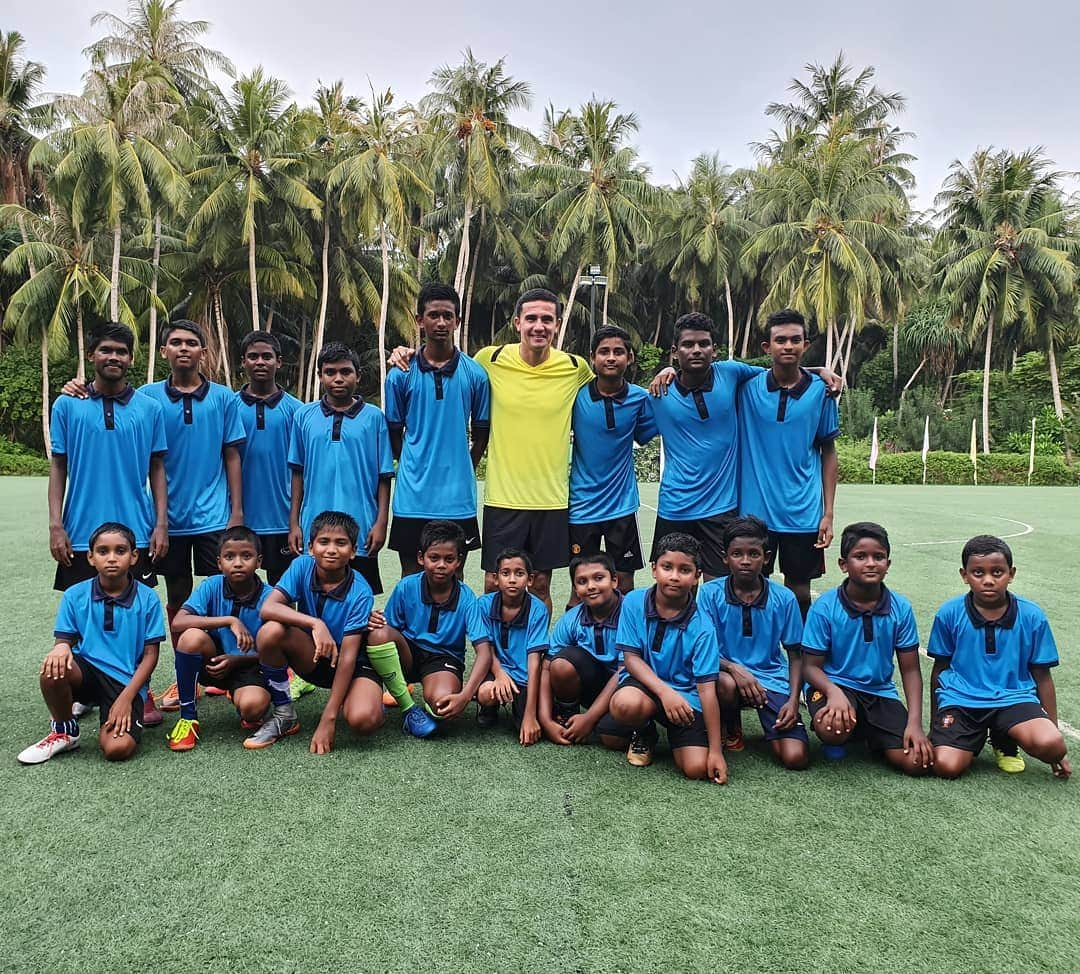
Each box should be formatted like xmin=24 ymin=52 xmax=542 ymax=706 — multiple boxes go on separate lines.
xmin=367 ymin=609 xmax=386 ymax=630
xmin=205 ymin=655 xmax=235 ymax=678
xmin=311 ymin=621 xmax=338 ymax=666
xmin=660 ymin=689 xmax=693 ymax=727
xmin=228 ymin=619 xmax=253 ymax=652
xmin=493 ymin=673 xmax=517 ymax=705
xmin=434 ymin=692 xmax=466 ymax=719
xmin=42 ymin=646 xmax=74 ymax=680
xmin=1052 ymin=755 xmax=1071 ymax=779
xmin=822 ymin=693 xmax=856 ymax=734
xmin=729 ymin=665 xmax=766 ymax=708
xmin=774 ymin=699 xmax=800 ymax=731
xmin=310 ymin=718 xmax=336 ymax=755
xmin=104 ymin=695 xmax=134 ymax=737
xmin=903 ymin=723 xmax=934 ymax=768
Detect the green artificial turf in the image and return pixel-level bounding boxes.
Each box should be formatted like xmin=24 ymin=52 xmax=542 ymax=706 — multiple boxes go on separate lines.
xmin=1 ymin=478 xmax=1077 ymax=973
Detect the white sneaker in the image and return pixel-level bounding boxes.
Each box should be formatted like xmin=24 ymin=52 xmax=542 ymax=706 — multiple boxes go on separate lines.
xmin=18 ymin=731 xmax=80 ymax=765
xmin=72 ymin=701 xmax=94 ymax=718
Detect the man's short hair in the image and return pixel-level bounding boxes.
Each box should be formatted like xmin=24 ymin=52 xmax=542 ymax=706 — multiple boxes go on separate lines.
xmin=514 ymin=288 xmax=562 ymax=319
xmin=590 ymin=325 xmax=632 ymax=355
xmin=840 ymin=522 xmax=891 ymax=559
xmin=417 ymin=282 xmax=461 ymax=318
xmin=317 ymin=341 xmax=361 ymax=373
xmin=961 ymin=534 xmax=1013 ymax=568
xmin=722 ymin=516 xmax=770 ymax=553
xmin=652 ymin=532 xmax=702 ymax=570
xmin=89 ymin=323 xmax=135 ymax=354
xmin=418 ymin=519 xmax=466 ymax=558
xmin=220 ymin=525 xmax=262 ymax=555
xmin=495 ymin=546 xmax=534 ymax=574
xmin=310 ymin=510 xmax=360 ymax=546
xmin=240 ymin=330 xmax=282 ymax=357
xmin=569 ymin=552 xmax=617 ymax=579
xmin=672 ymin=312 xmax=715 ymax=345
xmin=161 ymin=319 xmax=207 ymax=347
xmin=89 ymin=521 xmax=137 ymax=550
xmin=764 ymin=308 xmax=807 ymax=340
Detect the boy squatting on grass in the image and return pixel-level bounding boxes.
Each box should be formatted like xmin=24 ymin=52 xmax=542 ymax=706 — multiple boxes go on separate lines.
xmin=19 ymin=522 xmax=165 ymax=765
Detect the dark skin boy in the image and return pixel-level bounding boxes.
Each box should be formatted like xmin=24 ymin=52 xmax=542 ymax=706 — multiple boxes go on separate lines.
xmin=242 ymin=340 xmax=282 ymax=399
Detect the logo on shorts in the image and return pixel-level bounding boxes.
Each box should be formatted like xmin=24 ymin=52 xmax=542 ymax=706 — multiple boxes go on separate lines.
xmin=810 ymin=690 xmax=824 ymax=703
xmin=941 ymin=714 xmax=955 ymax=729
xmin=464 ymin=537 xmax=478 ymax=546
xmin=571 ymin=543 xmax=581 ymax=555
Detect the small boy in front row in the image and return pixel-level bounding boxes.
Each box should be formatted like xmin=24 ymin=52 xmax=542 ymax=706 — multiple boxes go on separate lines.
xmin=366 ymin=520 xmax=483 ymax=725
xmin=929 ymin=535 xmax=1069 ymax=780
xmin=19 ymin=522 xmax=165 ymax=765
xmin=608 ymin=533 xmax=727 ymax=783
xmin=465 ymin=548 xmax=550 ymax=745
xmin=243 ymin=511 xmax=437 ymax=753
xmin=698 ymin=517 xmax=809 ymax=770
xmin=164 ymin=527 xmax=272 ymax=751
xmin=801 ymin=522 xmax=933 ymax=775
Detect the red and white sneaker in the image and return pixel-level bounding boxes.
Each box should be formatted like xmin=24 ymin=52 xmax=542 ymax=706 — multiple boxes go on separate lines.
xmin=18 ymin=731 xmax=80 ymax=765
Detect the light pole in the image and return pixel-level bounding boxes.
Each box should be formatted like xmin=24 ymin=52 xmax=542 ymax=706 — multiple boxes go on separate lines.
xmin=579 ymin=264 xmax=608 ymax=346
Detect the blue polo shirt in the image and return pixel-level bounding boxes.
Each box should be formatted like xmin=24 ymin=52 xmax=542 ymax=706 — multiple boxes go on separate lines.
xmin=550 ymin=595 xmax=624 ymax=671
xmin=928 ymin=593 xmax=1058 ymax=709
xmin=54 ymin=577 xmax=166 ymax=699
xmin=615 ymin=586 xmax=721 ymax=712
xmin=383 ymin=572 xmax=478 ymax=663
xmin=651 ymin=361 xmax=762 ymax=519
xmin=235 ymin=386 xmax=303 ymax=534
xmin=467 ymin=592 xmax=550 ymax=687
xmin=139 ymin=376 xmax=246 ymax=536
xmin=569 ymin=381 xmax=657 ymax=524
xmin=287 ymin=398 xmax=395 ymax=554
xmin=698 ymin=576 xmax=804 ymax=695
xmin=181 ymin=575 xmax=271 ymax=656
xmin=274 ymin=555 xmax=372 ymax=645
xmin=384 ymin=347 xmax=490 ymax=520
xmin=50 ymin=383 xmax=167 ymax=550
xmin=801 ymin=583 xmax=920 ymax=700
xmin=738 ymin=369 xmax=839 ymax=533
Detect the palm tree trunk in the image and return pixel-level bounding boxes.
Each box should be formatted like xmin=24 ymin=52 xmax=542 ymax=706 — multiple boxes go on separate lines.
xmin=601 ymin=282 xmax=610 ymax=328
xmin=840 ymin=319 xmax=856 ymax=386
xmin=897 ymin=356 xmax=927 ymax=417
xmin=378 ymin=226 xmax=390 ymax=397
xmin=740 ymin=304 xmax=754 ymax=358
xmin=891 ymin=320 xmax=899 ymax=398
xmin=454 ymin=197 xmax=473 ymax=297
xmin=981 ymin=316 xmax=994 ymax=454
xmin=556 ymin=264 xmax=585 ymax=350
xmin=724 ymin=275 xmax=735 ymax=360
xmin=41 ymin=330 xmax=52 ymax=459
xmin=417 ymin=233 xmax=426 ymax=280
xmin=110 ymin=222 xmax=122 ymax=322
xmin=1046 ymin=336 xmax=1072 ymax=464
xmin=463 ymin=237 xmax=480 ymax=354
xmin=309 ymin=217 xmax=331 ymax=400
xmin=215 ymin=289 xmax=233 ymax=388
xmin=825 ymin=318 xmax=836 ymax=368
xmin=248 ymin=233 xmax=259 ymax=333
xmin=264 ymin=306 xmax=274 ymax=332
xmin=75 ymin=278 xmax=85 ymax=382
xmin=147 ymin=211 xmax=162 ymax=383
xmin=652 ymin=306 xmax=663 ymax=347
xmin=296 ymin=315 xmax=308 ymax=399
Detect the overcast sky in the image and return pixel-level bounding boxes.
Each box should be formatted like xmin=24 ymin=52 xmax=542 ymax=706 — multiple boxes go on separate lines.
xmin=12 ymin=0 xmax=1080 ymax=209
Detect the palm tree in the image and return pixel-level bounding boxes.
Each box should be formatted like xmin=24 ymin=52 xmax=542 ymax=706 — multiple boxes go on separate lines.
xmin=0 ymin=31 xmax=48 ymax=209
xmin=934 ymin=148 xmax=1077 ymax=452
xmin=896 ymin=302 xmax=969 ymax=413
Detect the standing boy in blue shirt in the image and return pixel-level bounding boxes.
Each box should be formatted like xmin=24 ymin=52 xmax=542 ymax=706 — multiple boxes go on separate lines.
xmin=929 ymin=535 xmax=1070 ymax=780
xmin=608 ymin=533 xmax=727 ymax=783
xmin=19 ymin=523 xmax=165 ymax=765
xmin=385 ymin=284 xmax=490 ymax=579
xmin=568 ymin=326 xmax=657 ymax=599
xmin=737 ymin=309 xmax=839 ymax=619
xmin=288 ymin=343 xmax=394 ymax=594
xmin=802 ymin=522 xmax=933 ymax=775
xmin=698 ymin=517 xmax=809 ymax=770
xmin=235 ymin=330 xmax=303 ymax=585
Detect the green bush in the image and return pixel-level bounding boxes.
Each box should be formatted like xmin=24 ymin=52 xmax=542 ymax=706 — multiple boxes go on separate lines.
xmin=634 ymin=439 xmax=660 ymax=481
xmin=0 ymin=439 xmax=49 ymax=476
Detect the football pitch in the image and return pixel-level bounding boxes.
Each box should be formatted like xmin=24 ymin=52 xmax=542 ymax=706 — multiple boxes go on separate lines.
xmin=1 ymin=478 xmax=1077 ymax=974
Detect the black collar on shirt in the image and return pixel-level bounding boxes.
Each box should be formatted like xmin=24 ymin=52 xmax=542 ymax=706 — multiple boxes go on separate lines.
xmin=223 ymin=577 xmax=265 ymax=609
xmin=421 ymin=575 xmax=461 ymax=633
xmin=310 ymin=571 xmax=353 ymax=602
xmin=92 ymin=576 xmax=138 ymax=632
xmin=417 ymin=346 xmax=460 ymax=401
xmin=964 ymin=592 xmax=1018 ymax=656
xmin=488 ymin=593 xmax=531 ymax=650
xmin=766 ymin=368 xmax=813 ymax=422
xmin=579 ymin=591 xmax=623 ymax=630
xmin=838 ymin=581 xmax=892 ymax=643
xmin=87 ymin=381 xmax=134 ymax=430
xmin=725 ymin=575 xmax=770 ymax=638
xmin=587 ymin=379 xmax=629 ymax=430
xmin=644 ymin=585 xmax=696 ymax=655
xmin=164 ymin=376 xmax=210 ymax=402
xmin=239 ymin=385 xmax=285 ymax=408
xmin=320 ymin=396 xmax=364 ymax=441
xmin=673 ymin=368 xmax=713 ymax=420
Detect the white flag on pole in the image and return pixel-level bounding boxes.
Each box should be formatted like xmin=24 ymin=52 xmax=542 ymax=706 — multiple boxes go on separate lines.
xmin=970 ymin=418 xmax=978 ymax=486
xmin=1028 ymin=416 xmax=1036 ymax=485
xmin=869 ymin=416 xmax=879 ymax=484
xmin=921 ymin=415 xmax=930 ymax=484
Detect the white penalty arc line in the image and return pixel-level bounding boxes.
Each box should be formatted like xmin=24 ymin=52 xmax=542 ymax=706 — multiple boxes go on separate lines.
xmin=902 ymin=514 xmax=1035 ymax=548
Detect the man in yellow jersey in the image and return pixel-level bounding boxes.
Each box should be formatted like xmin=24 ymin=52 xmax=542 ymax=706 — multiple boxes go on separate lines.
xmin=389 ymin=287 xmax=592 ymax=613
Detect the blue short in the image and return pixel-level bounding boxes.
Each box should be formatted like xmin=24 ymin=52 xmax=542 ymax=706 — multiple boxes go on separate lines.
xmin=750 ymin=689 xmax=809 ymax=743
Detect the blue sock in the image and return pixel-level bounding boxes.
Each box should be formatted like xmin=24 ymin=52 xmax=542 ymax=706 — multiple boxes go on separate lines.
xmin=51 ymin=718 xmax=79 ymax=737
xmin=263 ymin=664 xmax=292 ymax=707
xmin=174 ymin=650 xmax=204 ymax=720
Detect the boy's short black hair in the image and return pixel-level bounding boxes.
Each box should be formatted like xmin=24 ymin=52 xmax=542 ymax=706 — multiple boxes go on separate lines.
xmin=496 ymin=546 xmax=534 ymax=574
xmin=240 ymin=330 xmax=282 ymax=357
xmin=161 ymin=319 xmax=207 ymax=347
xmin=219 ymin=525 xmax=262 ymax=555
xmin=514 ymin=287 xmax=562 ymax=319
xmin=418 ymin=519 xmax=466 ymax=558
xmin=652 ymin=532 xmax=702 ymax=570
xmin=722 ymin=515 xmax=770 ymax=553
xmin=569 ymin=552 xmax=617 ymax=579
xmin=961 ymin=534 xmax=1013 ymax=568
xmin=672 ymin=312 xmax=715 ymax=345
xmin=840 ymin=522 xmax=891 ymax=559
xmin=317 ymin=341 xmax=361 ymax=373
xmin=590 ymin=324 xmax=632 ymax=355
xmin=764 ymin=308 xmax=807 ymax=340
xmin=417 ymin=282 xmax=461 ymax=317
xmin=309 ymin=510 xmax=359 ymax=546
xmin=89 ymin=322 xmax=134 ymax=353
xmin=89 ymin=521 xmax=136 ymax=550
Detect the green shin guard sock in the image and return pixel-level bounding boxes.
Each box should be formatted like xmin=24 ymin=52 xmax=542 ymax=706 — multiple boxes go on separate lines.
xmin=366 ymin=641 xmax=415 ymax=712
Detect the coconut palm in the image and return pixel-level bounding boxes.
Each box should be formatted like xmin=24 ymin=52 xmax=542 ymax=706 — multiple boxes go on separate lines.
xmin=0 ymin=31 xmax=48 ymax=209
xmin=896 ymin=302 xmax=969 ymax=412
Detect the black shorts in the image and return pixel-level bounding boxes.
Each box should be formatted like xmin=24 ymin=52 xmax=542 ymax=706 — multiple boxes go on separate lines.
xmin=480 ymin=673 xmax=529 ymax=728
xmin=72 ymin=655 xmax=144 ymax=743
xmin=389 ymin=516 xmax=481 ymax=556
xmin=744 ymin=688 xmax=809 ymax=743
xmin=482 ymin=506 xmax=569 ymax=573
xmin=931 ymin=702 xmax=1049 ymax=754
xmin=403 ymin=644 xmax=465 ymax=684
xmin=54 ymin=549 xmax=158 ymax=592
xmin=153 ymin=531 xmax=223 ymax=581
xmin=257 ymin=533 xmax=296 ymax=586
xmin=806 ymin=685 xmax=909 ymax=752
xmin=764 ymin=531 xmax=825 ymax=584
xmin=568 ymin=515 xmax=644 ymax=573
xmin=617 ymin=676 xmax=710 ymax=749
xmin=349 ymin=555 xmax=383 ymax=595
xmin=303 ymin=652 xmax=380 ymax=690
xmin=548 ymin=645 xmax=617 ymax=706
xmin=651 ymin=510 xmax=737 ymax=578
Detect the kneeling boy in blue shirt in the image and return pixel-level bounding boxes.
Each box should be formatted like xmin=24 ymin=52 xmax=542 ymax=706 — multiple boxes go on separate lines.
xmin=929 ymin=535 xmax=1069 ymax=780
